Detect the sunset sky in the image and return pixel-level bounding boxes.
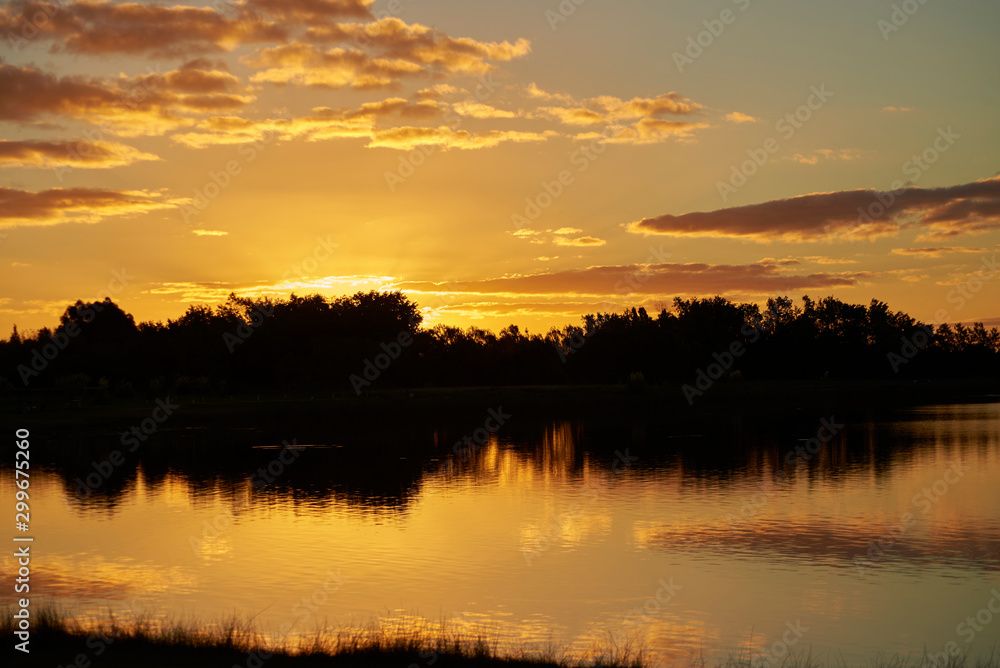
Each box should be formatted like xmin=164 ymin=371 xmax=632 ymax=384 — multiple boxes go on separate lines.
xmin=1 ymin=0 xmax=998 ymax=336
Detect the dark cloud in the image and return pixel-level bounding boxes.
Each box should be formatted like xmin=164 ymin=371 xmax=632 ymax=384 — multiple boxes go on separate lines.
xmin=395 ymin=261 xmax=868 ymax=297
xmin=244 ymin=0 xmax=373 ymax=22
xmin=0 ymin=186 xmax=177 ymax=227
xmin=305 ymin=17 xmax=530 ymax=75
xmin=0 ymin=62 xmax=253 ymax=134
xmin=0 ymin=139 xmax=159 ymax=168
xmin=243 ymin=42 xmax=424 ymax=89
xmin=0 ymin=1 xmax=288 ymax=56
xmin=890 ymin=247 xmax=985 ymax=257
xmin=628 ymin=176 xmax=1000 ymax=243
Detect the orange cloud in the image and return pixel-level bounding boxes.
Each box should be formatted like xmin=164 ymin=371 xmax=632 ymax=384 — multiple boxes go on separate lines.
xmin=525 ymin=83 xmax=575 ymax=104
xmin=345 ymin=98 xmax=443 ymax=121
xmin=305 ymin=17 xmax=531 ymax=75
xmin=415 ymin=84 xmax=459 ymax=99
xmin=244 ymin=42 xmax=423 ymax=89
xmin=0 ymin=187 xmax=180 ymax=228
xmin=171 ymin=109 xmax=550 ymax=151
xmin=628 ymin=176 xmax=1000 ymax=243
xmin=619 ymin=118 xmax=708 ymax=143
xmin=535 ymin=89 xmax=706 ymax=145
xmin=801 ymin=256 xmax=860 ymax=265
xmin=452 ymin=101 xmax=519 ymax=119
xmin=540 ymin=92 xmax=701 ymax=124
xmin=394 ymin=262 xmax=868 ymax=298
xmin=0 ymin=139 xmax=159 ymax=168
xmin=553 ymin=236 xmax=607 ymax=247
xmin=890 ymin=247 xmax=986 ymax=258
xmin=146 ymin=275 xmax=396 ymax=303
xmin=0 ymin=61 xmax=254 ymax=135
xmin=539 ymin=106 xmax=606 ymax=126
xmin=725 ymin=111 xmax=759 ymax=124
xmin=244 ymin=0 xmax=373 ymax=22
xmin=367 ymin=126 xmax=553 ymax=151
xmin=786 ymin=148 xmax=864 ymax=165
xmin=0 ymin=1 xmax=288 ymax=57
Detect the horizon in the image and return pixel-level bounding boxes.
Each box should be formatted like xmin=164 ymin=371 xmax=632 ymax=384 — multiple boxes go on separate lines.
xmin=1 ymin=0 xmax=999 ymax=338
xmin=5 ymin=288 xmax=1000 ymax=341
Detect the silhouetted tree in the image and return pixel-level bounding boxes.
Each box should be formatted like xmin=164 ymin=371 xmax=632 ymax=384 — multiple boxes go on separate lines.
xmin=2 ymin=291 xmax=997 ymax=394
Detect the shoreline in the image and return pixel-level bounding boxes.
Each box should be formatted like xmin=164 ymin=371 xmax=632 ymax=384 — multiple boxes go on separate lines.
xmin=4 ymin=378 xmax=998 ymax=427
xmin=4 ymin=608 xmax=996 ymax=668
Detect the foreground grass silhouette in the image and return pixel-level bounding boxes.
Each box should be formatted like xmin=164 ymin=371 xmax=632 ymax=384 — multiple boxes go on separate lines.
xmin=5 ymin=608 xmax=998 ymax=668
xmin=4 ymin=607 xmax=644 ymax=668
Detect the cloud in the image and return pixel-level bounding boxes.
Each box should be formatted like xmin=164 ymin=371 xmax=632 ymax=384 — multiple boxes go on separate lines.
xmin=882 ymin=106 xmax=914 ymax=113
xmin=451 ymin=101 xmax=519 ymax=119
xmin=891 ymin=247 xmax=986 ymax=258
xmin=627 ymin=176 xmax=1000 ymax=243
xmin=511 ymin=227 xmax=605 ymax=247
xmin=415 ymin=84 xmax=459 ymax=99
xmin=539 ymin=92 xmax=702 ymax=125
xmin=725 ymin=111 xmax=759 ymax=124
xmin=539 ymin=106 xmax=606 ymax=126
xmin=172 ymin=111 xmax=553 ymax=151
xmin=532 ymin=88 xmax=707 ymax=145
xmin=243 ymin=42 xmax=423 ymax=89
xmin=305 ymin=17 xmax=531 ymax=75
xmin=171 ymin=95 xmax=443 ymax=147
xmin=0 ymin=139 xmax=159 ymax=168
xmin=393 ymin=261 xmax=868 ymax=298
xmin=192 ymin=229 xmax=228 ymax=237
xmin=786 ymin=149 xmax=864 ymax=165
xmin=0 ymin=186 xmax=180 ymax=228
xmin=801 ymin=256 xmax=860 ymax=265
xmin=146 ymin=275 xmax=396 ymax=302
xmin=754 ymin=257 xmax=801 ymax=267
xmin=367 ymin=126 xmax=553 ymax=151
xmin=0 ymin=0 xmax=519 ymax=80
xmin=0 ymin=61 xmax=254 ymax=135
xmin=0 ymin=1 xmax=288 ymax=57
xmin=612 ymin=118 xmax=708 ymax=143
xmin=340 ymin=98 xmax=442 ymax=121
xmin=244 ymin=0 xmax=374 ymax=22
xmin=553 ymin=236 xmax=607 ymax=247
xmin=525 ymin=83 xmax=575 ymax=104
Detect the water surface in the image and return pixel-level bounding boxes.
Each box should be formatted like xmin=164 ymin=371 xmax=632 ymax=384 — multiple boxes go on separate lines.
xmin=3 ymin=401 xmax=999 ymax=665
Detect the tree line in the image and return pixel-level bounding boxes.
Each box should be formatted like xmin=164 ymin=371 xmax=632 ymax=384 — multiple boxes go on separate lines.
xmin=1 ymin=290 xmax=997 ymax=396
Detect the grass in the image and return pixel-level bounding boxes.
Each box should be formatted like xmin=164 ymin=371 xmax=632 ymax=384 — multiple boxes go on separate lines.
xmin=3 ymin=606 xmax=642 ymax=668
xmin=5 ymin=608 xmax=998 ymax=668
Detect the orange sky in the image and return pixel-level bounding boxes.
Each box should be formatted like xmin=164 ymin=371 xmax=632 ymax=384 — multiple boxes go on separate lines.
xmin=1 ymin=0 xmax=999 ymax=336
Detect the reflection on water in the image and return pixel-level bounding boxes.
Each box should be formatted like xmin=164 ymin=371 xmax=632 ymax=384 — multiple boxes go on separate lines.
xmin=2 ymin=403 xmax=999 ymax=665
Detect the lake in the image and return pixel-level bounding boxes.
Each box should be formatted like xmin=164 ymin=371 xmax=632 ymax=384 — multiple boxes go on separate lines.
xmin=4 ymin=399 xmax=999 ymax=666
